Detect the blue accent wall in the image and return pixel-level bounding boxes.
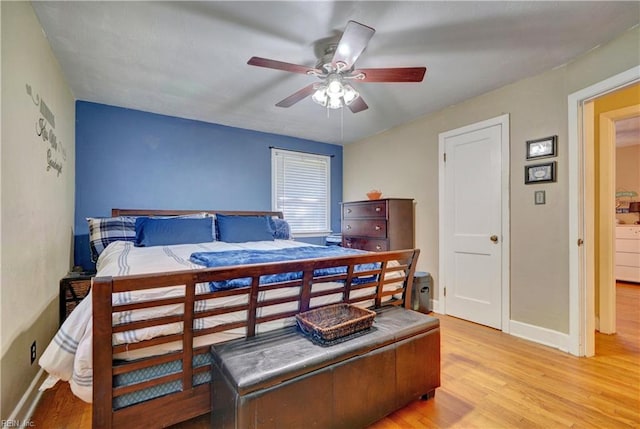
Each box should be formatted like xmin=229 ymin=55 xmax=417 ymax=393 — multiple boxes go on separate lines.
xmin=75 ymin=101 xmax=342 ymax=269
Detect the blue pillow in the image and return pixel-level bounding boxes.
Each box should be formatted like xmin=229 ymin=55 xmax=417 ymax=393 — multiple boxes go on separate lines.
xmin=216 ymin=214 xmax=275 ymax=243
xmin=135 ymin=216 xmax=214 ymax=247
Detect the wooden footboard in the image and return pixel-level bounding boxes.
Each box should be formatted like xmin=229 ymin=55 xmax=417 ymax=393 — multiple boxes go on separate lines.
xmin=92 ymin=248 xmax=420 ymax=429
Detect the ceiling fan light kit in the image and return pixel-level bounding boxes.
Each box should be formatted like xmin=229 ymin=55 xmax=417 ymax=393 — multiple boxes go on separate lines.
xmin=311 ymin=75 xmax=360 ymax=109
xmin=247 ymin=20 xmax=427 ymax=114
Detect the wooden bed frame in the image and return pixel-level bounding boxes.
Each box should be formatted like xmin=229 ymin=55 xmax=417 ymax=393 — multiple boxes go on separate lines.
xmin=92 ymin=209 xmax=421 ymax=428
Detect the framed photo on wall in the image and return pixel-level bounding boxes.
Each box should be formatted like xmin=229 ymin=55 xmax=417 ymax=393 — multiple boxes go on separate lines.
xmin=525 ymin=161 xmax=556 ymax=184
xmin=526 ymin=135 xmax=557 ymax=160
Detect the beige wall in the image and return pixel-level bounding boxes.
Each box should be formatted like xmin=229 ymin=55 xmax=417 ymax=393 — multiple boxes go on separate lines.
xmin=344 ymin=26 xmax=640 ymax=334
xmin=1 ymin=2 xmax=75 ymax=418
xmin=616 ymin=143 xmax=640 ymax=225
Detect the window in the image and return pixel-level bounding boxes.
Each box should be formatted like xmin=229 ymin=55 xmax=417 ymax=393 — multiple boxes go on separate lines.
xmin=271 ymin=148 xmax=331 ymax=236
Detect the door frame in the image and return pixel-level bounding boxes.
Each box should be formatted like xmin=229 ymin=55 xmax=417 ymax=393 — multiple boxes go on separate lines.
xmin=438 ymin=114 xmax=511 ymax=332
xmin=599 ymin=104 xmax=640 ymax=334
xmin=567 ymin=65 xmax=640 ymax=357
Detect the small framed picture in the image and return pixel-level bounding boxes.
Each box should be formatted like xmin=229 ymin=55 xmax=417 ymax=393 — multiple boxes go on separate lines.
xmin=526 ymin=135 xmax=557 ymax=160
xmin=525 ymin=161 xmax=556 ymax=184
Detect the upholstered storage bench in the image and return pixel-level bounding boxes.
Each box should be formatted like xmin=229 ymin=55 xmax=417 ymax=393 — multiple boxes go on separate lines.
xmin=210 ymin=306 xmax=440 ymax=429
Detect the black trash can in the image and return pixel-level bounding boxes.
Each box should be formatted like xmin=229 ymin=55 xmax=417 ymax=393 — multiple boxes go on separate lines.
xmin=412 ymin=271 xmax=432 ymax=313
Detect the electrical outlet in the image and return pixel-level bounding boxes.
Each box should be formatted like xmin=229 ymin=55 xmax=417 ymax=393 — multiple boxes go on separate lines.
xmin=30 ymin=341 xmax=37 ymax=365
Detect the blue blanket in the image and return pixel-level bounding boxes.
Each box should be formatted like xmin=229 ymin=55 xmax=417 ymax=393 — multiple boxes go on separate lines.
xmin=190 ymin=246 xmax=380 ymax=291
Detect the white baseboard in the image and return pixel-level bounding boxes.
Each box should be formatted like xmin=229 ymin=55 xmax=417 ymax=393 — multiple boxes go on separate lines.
xmin=509 ymin=319 xmax=570 ymax=352
xmin=429 ymin=306 xmax=570 ymax=352
xmin=8 ymin=368 xmax=46 ymax=425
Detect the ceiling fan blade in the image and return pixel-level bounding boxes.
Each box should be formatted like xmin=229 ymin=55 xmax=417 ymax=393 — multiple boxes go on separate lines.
xmin=353 ymin=67 xmax=427 ymax=83
xmin=275 ymin=84 xmax=316 ymax=108
xmin=332 ymin=21 xmax=375 ymax=70
xmin=348 ymin=96 xmax=368 ymax=113
xmin=248 ymin=57 xmax=319 ymax=75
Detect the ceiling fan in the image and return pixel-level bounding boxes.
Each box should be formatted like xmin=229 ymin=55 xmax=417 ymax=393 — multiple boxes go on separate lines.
xmin=247 ymin=20 xmax=427 ymax=113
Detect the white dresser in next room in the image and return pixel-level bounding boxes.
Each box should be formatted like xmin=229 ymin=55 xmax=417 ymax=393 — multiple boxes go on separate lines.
xmin=616 ymin=226 xmax=640 ymax=283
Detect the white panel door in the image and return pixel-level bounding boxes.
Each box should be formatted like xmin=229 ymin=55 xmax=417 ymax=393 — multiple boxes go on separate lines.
xmin=443 ymin=123 xmax=503 ymax=329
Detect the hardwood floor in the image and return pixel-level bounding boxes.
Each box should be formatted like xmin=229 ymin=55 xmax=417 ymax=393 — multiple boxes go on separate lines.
xmin=32 ymin=283 xmax=639 ymax=428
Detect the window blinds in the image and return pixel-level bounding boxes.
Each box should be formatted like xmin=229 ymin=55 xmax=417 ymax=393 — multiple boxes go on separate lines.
xmin=272 ymin=148 xmax=331 ymax=235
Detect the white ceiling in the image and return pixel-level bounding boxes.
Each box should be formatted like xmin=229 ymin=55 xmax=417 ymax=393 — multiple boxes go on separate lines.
xmin=616 ymin=116 xmax=640 ymax=147
xmin=32 ymin=1 xmax=640 ymax=145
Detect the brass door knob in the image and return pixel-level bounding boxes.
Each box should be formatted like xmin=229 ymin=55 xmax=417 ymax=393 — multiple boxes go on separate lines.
xmin=490 ymin=235 xmax=499 ymax=243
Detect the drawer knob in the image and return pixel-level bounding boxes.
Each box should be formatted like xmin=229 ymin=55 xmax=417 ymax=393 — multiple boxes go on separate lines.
xmin=346 ymin=225 xmax=352 ymax=230
xmin=345 ymin=241 xmax=352 ymax=247
xmin=374 ymin=225 xmax=381 ymax=231
xmin=347 ymin=208 xmax=352 ymax=213
xmin=375 ymin=245 xmax=382 ymax=250
xmin=375 ymin=207 xmax=381 ymax=212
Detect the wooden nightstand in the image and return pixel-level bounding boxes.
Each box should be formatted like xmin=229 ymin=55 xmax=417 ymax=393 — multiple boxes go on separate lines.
xmin=59 ymin=271 xmax=95 ymax=326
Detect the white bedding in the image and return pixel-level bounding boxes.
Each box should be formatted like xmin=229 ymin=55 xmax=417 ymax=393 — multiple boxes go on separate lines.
xmin=39 ymin=239 xmax=375 ymax=403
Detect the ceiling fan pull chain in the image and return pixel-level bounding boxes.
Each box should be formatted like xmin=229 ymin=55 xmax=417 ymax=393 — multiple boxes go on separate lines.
xmin=341 ymin=106 xmax=344 ymax=144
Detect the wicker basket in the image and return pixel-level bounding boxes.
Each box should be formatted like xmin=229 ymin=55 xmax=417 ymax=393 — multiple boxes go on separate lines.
xmin=296 ymin=303 xmax=376 ymax=343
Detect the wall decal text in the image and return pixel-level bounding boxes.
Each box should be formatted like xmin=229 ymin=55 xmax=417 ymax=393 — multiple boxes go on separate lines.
xmin=26 ymin=84 xmax=66 ymax=176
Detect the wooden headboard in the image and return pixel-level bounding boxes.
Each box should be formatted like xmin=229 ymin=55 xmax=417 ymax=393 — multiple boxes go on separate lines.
xmin=111 ymin=208 xmax=284 ymax=218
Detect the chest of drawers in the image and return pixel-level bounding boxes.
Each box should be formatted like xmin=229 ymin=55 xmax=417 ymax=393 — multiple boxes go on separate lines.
xmin=341 ymin=198 xmax=414 ymax=251
xmin=615 ymin=226 xmax=640 ymax=283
